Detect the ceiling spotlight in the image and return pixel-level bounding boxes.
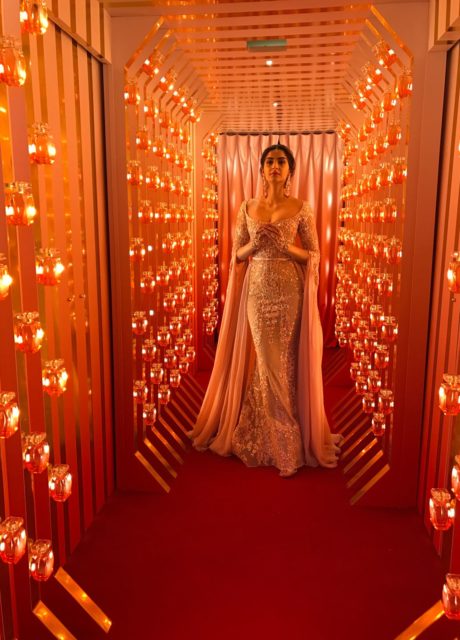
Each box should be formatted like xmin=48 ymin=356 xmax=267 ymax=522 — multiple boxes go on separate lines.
xmin=266 ymin=59 xmax=273 ymax=66
xmin=273 ymin=101 xmax=279 ymax=107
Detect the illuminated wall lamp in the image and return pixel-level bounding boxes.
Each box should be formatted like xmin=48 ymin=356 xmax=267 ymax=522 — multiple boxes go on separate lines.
xmin=14 ymin=311 xmax=45 ymax=353
xmin=5 ymin=181 xmax=37 ymax=225
xmin=0 ymin=256 xmax=13 ymax=299
xmin=42 ymin=359 xmax=68 ymax=396
xmin=28 ymin=123 xmax=56 ymax=164
xmin=20 ymin=0 xmax=49 ymax=35
xmin=0 ymin=392 xmax=19 ymax=439
xmin=142 ymin=403 xmax=157 ymax=427
xmin=36 ymin=248 xmax=65 ymax=285
xmin=22 ymin=432 xmax=50 ymax=473
xmin=48 ymin=464 xmax=72 ymax=502
xmin=438 ymin=374 xmax=460 ymax=416
xmin=28 ymin=539 xmax=54 ymax=581
xmin=0 ymin=517 xmax=27 ymax=564
xmin=429 ymin=488 xmax=455 ymax=531
xmin=442 ymin=574 xmax=460 ymax=620
xmin=451 ymin=455 xmax=460 ymax=499
xmin=0 ymin=36 xmax=26 ymax=86
xmin=447 ymin=252 xmax=460 ymax=293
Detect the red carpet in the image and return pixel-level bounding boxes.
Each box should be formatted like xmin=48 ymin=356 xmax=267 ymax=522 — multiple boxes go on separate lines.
xmin=42 ymin=353 xmax=455 ymax=639
xmin=60 ymin=454 xmax=453 ymax=638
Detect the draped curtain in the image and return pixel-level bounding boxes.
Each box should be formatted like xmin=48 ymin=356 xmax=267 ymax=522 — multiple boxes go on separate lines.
xmin=217 ymin=132 xmax=342 ymax=345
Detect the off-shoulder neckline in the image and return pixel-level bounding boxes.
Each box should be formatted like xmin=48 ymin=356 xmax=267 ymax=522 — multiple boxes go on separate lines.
xmin=244 ymin=200 xmax=308 ymax=224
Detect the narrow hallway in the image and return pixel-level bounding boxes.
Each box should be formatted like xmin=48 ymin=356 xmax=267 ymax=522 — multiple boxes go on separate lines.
xmin=59 ymin=364 xmax=449 ymax=640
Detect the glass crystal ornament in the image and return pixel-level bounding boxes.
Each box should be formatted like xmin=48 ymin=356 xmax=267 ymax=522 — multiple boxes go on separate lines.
xmin=447 ymin=252 xmax=460 ymax=293
xmin=362 ymin=393 xmax=376 ymax=414
xmin=178 ymin=358 xmax=189 ymax=375
xmin=429 ymin=489 xmax=455 ymax=531
xmin=373 ymin=40 xmax=397 ymax=68
xmin=141 ymin=339 xmax=157 ymax=362
xmin=28 ymin=539 xmax=54 ymax=581
xmin=371 ymin=413 xmax=386 ymax=437
xmin=133 ymin=380 xmax=148 ymax=404
xmin=129 ymin=238 xmax=146 ymax=262
xmin=0 ymin=255 xmax=13 ymax=299
xmin=36 ymin=248 xmax=65 ymax=285
xmin=126 ymin=160 xmax=143 ymax=185
xmin=0 ymin=392 xmax=19 ymax=439
xmin=20 ymin=1 xmax=49 ymax=35
xmin=28 ymin=123 xmax=56 ymax=164
xmin=150 ymin=363 xmax=164 ymax=385
xmin=158 ymin=69 xmax=176 ymax=93
xmin=48 ymin=464 xmax=72 ymax=502
xmin=386 ymin=123 xmax=402 ymax=146
xmin=14 ymin=312 xmax=45 ymax=353
xmin=140 ymin=271 xmax=156 ymax=294
xmin=355 ymin=375 xmax=368 ymax=396
xmin=42 ymin=359 xmax=68 ymax=396
xmin=0 ymin=517 xmax=27 ymax=564
xmin=157 ymin=326 xmax=171 ymax=348
xmin=5 ymin=181 xmax=37 ymax=225
xmin=0 ymin=36 xmax=26 ymax=86
xmin=124 ymin=79 xmax=140 ymax=105
xmin=136 ymin=127 xmax=151 ymax=151
xmin=132 ymin=311 xmax=148 ymax=336
xmin=156 ymin=265 xmax=170 ymax=287
xmin=142 ymin=403 xmax=157 ymax=426
xmin=141 ymin=51 xmax=164 ymax=77
xmin=170 ymin=369 xmax=181 ymax=388
xmin=169 ymin=317 xmax=182 ymax=337
xmin=22 ymin=432 xmax=50 ymax=473
xmin=378 ymin=389 xmax=394 ymax=415
xmin=438 ymin=374 xmax=460 ymax=416
xmin=451 ymin=455 xmax=460 ymax=499
xmin=442 ymin=574 xmax=460 ymax=620
xmin=163 ymin=293 xmax=176 ymax=314
xmin=397 ymin=69 xmax=413 ymax=98
xmin=185 ymin=347 xmax=196 ymax=363
xmin=164 ymin=349 xmax=177 ymax=370
xmin=158 ymin=384 xmax=171 ymax=405
xmin=380 ymin=316 xmax=398 ymax=344
xmin=373 ymin=344 xmax=390 ymax=370
xmin=138 ymin=200 xmax=154 ymax=224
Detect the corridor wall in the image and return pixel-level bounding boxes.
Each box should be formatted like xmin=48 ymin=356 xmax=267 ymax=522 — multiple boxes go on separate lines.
xmin=0 ymin=2 xmax=114 ymax=637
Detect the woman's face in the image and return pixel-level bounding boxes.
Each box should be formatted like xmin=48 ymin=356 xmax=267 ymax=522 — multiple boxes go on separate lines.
xmin=262 ymin=149 xmax=290 ymax=184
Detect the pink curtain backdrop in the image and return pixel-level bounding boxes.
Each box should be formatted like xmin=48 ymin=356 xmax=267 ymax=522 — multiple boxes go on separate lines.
xmin=217 ymin=132 xmax=342 ymax=345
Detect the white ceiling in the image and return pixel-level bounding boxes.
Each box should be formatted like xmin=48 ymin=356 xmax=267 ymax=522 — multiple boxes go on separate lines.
xmin=99 ymin=0 xmax=420 ymax=132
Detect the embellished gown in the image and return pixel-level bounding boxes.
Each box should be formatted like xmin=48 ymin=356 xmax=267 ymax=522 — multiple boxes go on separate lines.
xmin=190 ymin=200 xmax=341 ymax=474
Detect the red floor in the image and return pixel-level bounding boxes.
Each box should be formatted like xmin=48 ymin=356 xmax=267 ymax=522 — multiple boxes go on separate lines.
xmin=38 ymin=353 xmax=456 ymax=639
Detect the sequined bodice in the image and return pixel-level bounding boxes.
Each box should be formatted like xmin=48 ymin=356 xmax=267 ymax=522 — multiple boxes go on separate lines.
xmin=246 ymin=209 xmax=303 ymax=260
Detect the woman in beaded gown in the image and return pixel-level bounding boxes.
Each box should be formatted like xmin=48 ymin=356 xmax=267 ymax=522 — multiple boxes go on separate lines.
xmin=189 ymin=144 xmax=342 ymax=476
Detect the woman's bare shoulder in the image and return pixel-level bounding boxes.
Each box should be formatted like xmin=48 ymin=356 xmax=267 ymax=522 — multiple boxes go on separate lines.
xmin=246 ymin=198 xmax=259 ymax=215
xmin=290 ymin=197 xmax=303 ymax=211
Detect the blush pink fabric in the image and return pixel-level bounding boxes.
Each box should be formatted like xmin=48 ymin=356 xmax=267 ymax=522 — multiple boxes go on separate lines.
xmin=217 ymin=132 xmax=341 ymax=346
xmin=190 ymin=202 xmax=342 ymax=468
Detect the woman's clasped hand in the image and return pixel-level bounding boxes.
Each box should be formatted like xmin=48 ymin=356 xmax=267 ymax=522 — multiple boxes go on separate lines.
xmin=253 ymin=223 xmax=287 ymax=253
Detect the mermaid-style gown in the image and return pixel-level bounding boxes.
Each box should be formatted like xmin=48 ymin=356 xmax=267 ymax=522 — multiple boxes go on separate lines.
xmin=190 ymin=200 xmax=341 ymax=474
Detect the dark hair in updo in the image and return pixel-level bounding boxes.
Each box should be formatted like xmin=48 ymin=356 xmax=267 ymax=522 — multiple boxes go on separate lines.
xmin=260 ymin=144 xmax=296 ymax=176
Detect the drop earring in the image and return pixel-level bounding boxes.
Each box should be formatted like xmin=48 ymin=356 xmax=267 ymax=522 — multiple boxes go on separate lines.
xmin=262 ymin=176 xmax=268 ymax=198
xmin=284 ymin=174 xmax=291 ymax=197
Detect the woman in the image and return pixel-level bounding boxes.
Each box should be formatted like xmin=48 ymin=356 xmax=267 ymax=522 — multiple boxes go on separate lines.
xmin=190 ymin=144 xmax=342 ymax=476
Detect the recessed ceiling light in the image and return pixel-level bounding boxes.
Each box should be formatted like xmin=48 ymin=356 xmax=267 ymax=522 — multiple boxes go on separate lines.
xmin=273 ymin=101 xmax=278 ymax=107
xmin=266 ymin=59 xmax=273 ymax=66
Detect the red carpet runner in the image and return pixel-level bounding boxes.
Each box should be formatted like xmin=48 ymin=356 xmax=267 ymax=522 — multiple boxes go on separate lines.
xmin=55 ymin=353 xmax=454 ymax=639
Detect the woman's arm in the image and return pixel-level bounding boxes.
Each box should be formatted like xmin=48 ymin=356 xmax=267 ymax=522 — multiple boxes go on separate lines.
xmin=236 ymin=240 xmax=257 ymax=262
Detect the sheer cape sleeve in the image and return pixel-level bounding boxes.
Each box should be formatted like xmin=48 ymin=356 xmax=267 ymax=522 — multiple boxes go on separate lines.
xmin=295 ymin=203 xmax=342 ymax=467
xmin=189 ymin=201 xmax=253 ymax=454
